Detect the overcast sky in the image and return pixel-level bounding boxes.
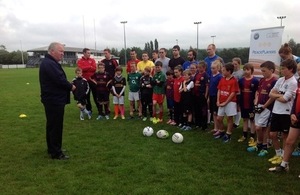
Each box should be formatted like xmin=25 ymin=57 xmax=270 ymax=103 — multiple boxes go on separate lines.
xmin=1 ymin=0 xmax=299 ymax=52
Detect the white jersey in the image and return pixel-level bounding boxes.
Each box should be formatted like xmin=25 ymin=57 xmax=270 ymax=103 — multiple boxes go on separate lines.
xmin=272 ymin=76 xmax=297 ymax=115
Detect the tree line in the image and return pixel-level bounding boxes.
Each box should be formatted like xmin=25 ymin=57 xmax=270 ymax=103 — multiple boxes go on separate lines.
xmin=1 ymin=39 xmax=299 ymax=65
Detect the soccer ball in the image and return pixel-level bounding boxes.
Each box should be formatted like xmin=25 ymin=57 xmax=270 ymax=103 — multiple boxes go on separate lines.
xmin=172 ymin=133 xmax=184 ymax=143
xmin=143 ymin=126 xmax=154 ymax=137
xmin=156 ymin=130 xmax=169 ymax=139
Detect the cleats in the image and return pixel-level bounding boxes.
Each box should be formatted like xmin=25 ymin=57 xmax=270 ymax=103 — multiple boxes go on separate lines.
xmin=271 ymin=156 xmax=283 ymax=165
xmin=113 ymin=116 xmax=118 ymax=120
xmin=96 ymin=115 xmax=103 ymax=120
xmin=80 ymin=111 xmax=84 ymax=120
xmin=170 ymin=121 xmax=177 ymax=126
xmin=222 ymin=134 xmax=231 ymax=143
xmin=238 ymin=136 xmax=246 ymax=142
xmin=183 ymin=126 xmax=192 ymax=131
xmin=121 ymin=115 xmax=125 ymax=119
xmin=166 ymin=119 xmax=172 ymax=124
xmin=142 ymin=117 xmax=147 ymax=121
xmin=292 ymin=148 xmax=300 ymax=157
xmin=152 ymin=117 xmax=157 ymax=124
xmin=214 ymin=131 xmax=225 ymax=139
xmin=248 ymin=137 xmax=257 ymax=147
xmin=268 ymin=155 xmax=281 ymax=162
xmin=269 ymin=165 xmax=289 ymax=172
xmin=105 ymin=115 xmax=109 ymax=120
xmin=247 ymin=146 xmax=258 ymax=152
xmin=258 ymin=149 xmax=268 ymax=157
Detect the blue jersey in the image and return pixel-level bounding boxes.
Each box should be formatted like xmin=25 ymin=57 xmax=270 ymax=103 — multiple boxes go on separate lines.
xmin=209 ymin=73 xmax=222 ymax=96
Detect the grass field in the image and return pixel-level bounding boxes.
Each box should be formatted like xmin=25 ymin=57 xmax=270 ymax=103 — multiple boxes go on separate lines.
xmin=1 ymin=67 xmax=300 ymax=194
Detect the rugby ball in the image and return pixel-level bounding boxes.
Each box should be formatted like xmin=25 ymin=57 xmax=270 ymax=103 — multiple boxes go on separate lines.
xmin=172 ymin=133 xmax=184 ymax=143
xmin=143 ymin=126 xmax=154 ymax=137
xmin=156 ymin=130 xmax=169 ymax=139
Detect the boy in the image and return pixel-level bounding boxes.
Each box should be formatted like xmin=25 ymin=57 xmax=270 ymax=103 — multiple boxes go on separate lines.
xmin=268 ymin=59 xmax=297 ymax=165
xmin=165 ymin=70 xmax=175 ymax=124
xmin=180 ymin=69 xmax=194 ymax=131
xmin=193 ymin=61 xmax=209 ymax=130
xmin=71 ymin=68 xmax=91 ymax=120
xmin=90 ymin=62 xmax=112 ymax=120
xmin=269 ymin=60 xmax=300 ymax=173
xmin=247 ymin=61 xmax=277 ymax=156
xmin=152 ymin=61 xmax=166 ymax=124
xmin=111 ymin=66 xmax=126 ymax=119
xmin=237 ymin=63 xmax=259 ymax=143
xmin=173 ymin=65 xmax=184 ymax=126
xmin=214 ymin=62 xmax=239 ymax=143
xmin=232 ymin=57 xmax=243 ymax=129
xmin=127 ymin=62 xmax=142 ymax=119
xmin=140 ymin=66 xmax=153 ymax=121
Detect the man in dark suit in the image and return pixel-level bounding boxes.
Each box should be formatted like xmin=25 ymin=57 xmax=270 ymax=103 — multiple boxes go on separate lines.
xmin=39 ymin=42 xmax=76 ymax=160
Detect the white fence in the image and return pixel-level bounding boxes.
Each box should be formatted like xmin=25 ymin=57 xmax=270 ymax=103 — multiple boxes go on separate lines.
xmin=0 ymin=64 xmax=26 ymax=69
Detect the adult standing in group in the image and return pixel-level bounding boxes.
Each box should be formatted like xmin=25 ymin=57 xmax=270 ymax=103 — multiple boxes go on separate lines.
xmin=204 ymin=44 xmax=224 ymax=77
xmin=77 ymin=48 xmax=98 ymax=114
xmin=169 ymin=45 xmax=185 ymax=71
xmin=156 ymin=48 xmax=170 ymax=75
xmin=152 ymin=50 xmax=159 ymax=63
xmin=126 ymin=49 xmax=140 ymax=74
xmin=137 ymin=51 xmax=155 ymax=75
xmin=101 ymin=48 xmax=119 ymax=78
xmin=182 ymin=49 xmax=198 ymax=70
xmin=39 ymin=42 xmax=76 ymax=160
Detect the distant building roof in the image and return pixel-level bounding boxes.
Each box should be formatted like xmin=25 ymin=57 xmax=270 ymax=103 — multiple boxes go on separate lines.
xmin=27 ymin=46 xmax=103 ymax=53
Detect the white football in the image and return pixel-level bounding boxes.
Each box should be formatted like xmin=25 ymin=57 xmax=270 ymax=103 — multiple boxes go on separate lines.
xmin=143 ymin=126 xmax=154 ymax=137
xmin=172 ymin=133 xmax=184 ymax=143
xmin=156 ymin=130 xmax=169 ymax=139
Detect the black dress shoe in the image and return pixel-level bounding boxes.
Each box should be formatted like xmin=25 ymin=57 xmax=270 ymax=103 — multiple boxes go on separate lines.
xmin=52 ymin=153 xmax=69 ymax=160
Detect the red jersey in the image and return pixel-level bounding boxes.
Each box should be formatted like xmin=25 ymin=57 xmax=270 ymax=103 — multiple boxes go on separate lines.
xmin=90 ymin=71 xmax=111 ymax=93
xmin=77 ymin=57 xmax=96 ymax=81
xmin=126 ymin=59 xmax=140 ymax=74
xmin=173 ymin=76 xmax=184 ymax=102
xmin=217 ymin=76 xmax=239 ymax=103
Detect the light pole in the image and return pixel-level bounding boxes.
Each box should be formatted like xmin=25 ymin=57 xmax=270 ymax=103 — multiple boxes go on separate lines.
xmin=194 ymin=21 xmax=201 ymax=58
xmin=277 ymin=16 xmax=286 ymax=27
xmin=120 ymin=21 xmax=127 ymax=65
xmin=211 ymin=35 xmax=216 ymax=44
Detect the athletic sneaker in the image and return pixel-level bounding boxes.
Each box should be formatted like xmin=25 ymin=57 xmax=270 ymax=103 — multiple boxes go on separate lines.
xmin=166 ymin=119 xmax=172 ymax=124
xmin=247 ymin=146 xmax=258 ymax=152
xmin=105 ymin=115 xmax=109 ymax=120
xmin=180 ymin=125 xmax=187 ymax=130
xmin=113 ymin=116 xmax=118 ymax=120
xmin=149 ymin=117 xmax=153 ymax=122
xmin=96 ymin=115 xmax=103 ymax=120
xmin=80 ymin=111 xmax=84 ymax=120
xmin=248 ymin=137 xmax=256 ymax=147
xmin=152 ymin=117 xmax=157 ymax=124
xmin=223 ymin=134 xmax=231 ymax=143
xmin=238 ymin=136 xmax=246 ymax=142
xmin=292 ymin=147 xmax=300 ymax=157
xmin=271 ymin=157 xmax=283 ymax=165
xmin=121 ymin=115 xmax=125 ymax=119
xmin=269 ymin=165 xmax=289 ymax=172
xmin=213 ymin=130 xmax=221 ymax=136
xmin=87 ymin=112 xmax=92 ymax=119
xmin=157 ymin=118 xmax=163 ymax=123
xmin=170 ymin=121 xmax=177 ymax=125
xmin=183 ymin=126 xmax=192 ymax=131
xmin=258 ymin=149 xmax=268 ymax=157
xmin=268 ymin=155 xmax=281 ymax=162
xmin=142 ymin=117 xmax=147 ymax=121
xmin=178 ymin=123 xmax=183 ymax=128
xmin=214 ymin=131 xmax=225 ymax=139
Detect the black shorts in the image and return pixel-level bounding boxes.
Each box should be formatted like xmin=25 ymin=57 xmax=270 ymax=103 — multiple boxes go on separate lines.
xmin=97 ymin=92 xmax=109 ymax=103
xmin=270 ymin=113 xmax=290 ymax=133
xmin=209 ymin=96 xmax=218 ymax=113
xmin=241 ymin=108 xmax=255 ymax=120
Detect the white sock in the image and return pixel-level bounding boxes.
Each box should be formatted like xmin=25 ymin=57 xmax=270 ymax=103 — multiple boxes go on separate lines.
xmin=275 ymin=149 xmax=282 ymax=156
xmin=234 ymin=112 xmax=241 ymax=125
xmin=280 ymin=161 xmax=288 ymax=167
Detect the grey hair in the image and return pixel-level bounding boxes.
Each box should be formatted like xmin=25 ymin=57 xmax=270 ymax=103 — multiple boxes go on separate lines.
xmin=48 ymin=42 xmax=62 ymax=53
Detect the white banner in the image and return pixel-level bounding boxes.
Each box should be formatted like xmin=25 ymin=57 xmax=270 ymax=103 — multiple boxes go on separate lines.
xmin=248 ymin=26 xmax=284 ymax=78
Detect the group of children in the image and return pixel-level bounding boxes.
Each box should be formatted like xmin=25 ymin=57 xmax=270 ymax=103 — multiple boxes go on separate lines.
xmin=71 ymin=55 xmax=300 ymax=174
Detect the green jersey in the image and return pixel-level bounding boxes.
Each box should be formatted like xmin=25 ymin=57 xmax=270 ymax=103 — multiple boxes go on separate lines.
xmin=152 ymin=71 xmax=166 ymax=94
xmin=127 ymin=72 xmax=142 ymax=92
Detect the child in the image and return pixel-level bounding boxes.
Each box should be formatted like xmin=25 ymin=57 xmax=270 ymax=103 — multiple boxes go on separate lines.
xmin=247 ymin=61 xmax=277 ymax=156
xmin=292 ymin=63 xmax=300 ymax=157
xmin=140 ymin=66 xmax=153 ymax=121
xmin=209 ymin=60 xmax=223 ymax=133
xmin=232 ymin=57 xmax=244 ymax=129
xmin=71 ymin=68 xmax=91 ymax=120
xmin=269 ymin=60 xmax=299 ymax=173
xmin=127 ymin=62 xmax=142 ymax=119
xmin=173 ymin=65 xmax=184 ymax=126
xmin=90 ymin=62 xmax=112 ymax=120
xmin=193 ymin=61 xmax=209 ymax=130
xmin=214 ymin=62 xmax=239 ymax=143
xmin=152 ymin=61 xmax=166 ymax=124
xmin=237 ymin=63 xmax=259 ymax=143
xmin=179 ymin=69 xmax=194 ymax=131
xmin=165 ymin=70 xmax=175 ymax=124
xmin=111 ymin=66 xmax=126 ymax=120
xmin=268 ymin=59 xmax=297 ymax=164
